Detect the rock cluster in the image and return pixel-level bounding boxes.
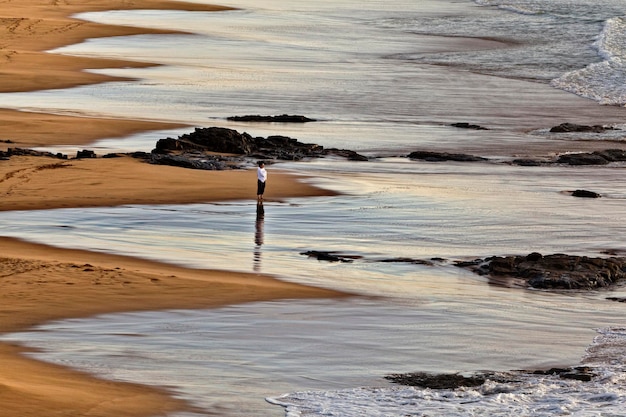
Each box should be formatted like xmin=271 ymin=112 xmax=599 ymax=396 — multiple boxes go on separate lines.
xmin=151 ymin=126 xmax=367 ymax=169
xmin=0 ymin=147 xmax=67 ymax=160
xmin=456 ymin=252 xmax=626 ymax=290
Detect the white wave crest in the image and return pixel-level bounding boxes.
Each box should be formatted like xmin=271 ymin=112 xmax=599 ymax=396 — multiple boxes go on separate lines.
xmin=551 ymin=16 xmax=626 ymax=106
xmin=596 ymin=17 xmax=626 ymax=61
xmin=551 ymin=59 xmax=626 ymax=106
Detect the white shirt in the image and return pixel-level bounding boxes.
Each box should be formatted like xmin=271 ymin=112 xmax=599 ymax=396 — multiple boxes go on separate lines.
xmin=257 ymin=166 xmax=267 ymax=182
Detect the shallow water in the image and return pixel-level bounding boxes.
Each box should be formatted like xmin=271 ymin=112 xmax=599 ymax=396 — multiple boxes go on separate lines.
xmin=2 ymin=157 xmax=626 ymax=416
xmin=2 ymin=0 xmax=626 ymax=416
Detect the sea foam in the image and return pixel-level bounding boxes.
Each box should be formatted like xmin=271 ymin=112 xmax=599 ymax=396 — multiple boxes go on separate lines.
xmin=268 ymin=328 xmax=626 ymax=417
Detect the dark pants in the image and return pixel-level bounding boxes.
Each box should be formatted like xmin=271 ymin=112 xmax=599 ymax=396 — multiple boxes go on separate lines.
xmin=257 ymin=180 xmax=266 ymax=195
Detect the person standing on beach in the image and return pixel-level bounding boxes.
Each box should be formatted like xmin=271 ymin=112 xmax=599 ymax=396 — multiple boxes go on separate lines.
xmin=257 ymin=161 xmax=267 ymax=203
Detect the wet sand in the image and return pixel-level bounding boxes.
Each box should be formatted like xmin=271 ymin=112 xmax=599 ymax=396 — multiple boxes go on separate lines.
xmin=0 ymin=2 xmax=347 ymax=416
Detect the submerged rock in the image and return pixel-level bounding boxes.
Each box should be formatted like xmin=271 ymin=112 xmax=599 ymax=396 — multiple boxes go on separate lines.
xmin=450 ymin=122 xmax=489 ymax=130
xmin=300 ymin=251 xmax=361 ymax=263
xmin=227 ymin=114 xmax=317 ymax=123
xmin=549 ymin=123 xmax=616 ymax=133
xmin=557 ymin=153 xmax=610 ymax=165
xmin=557 ymin=149 xmax=626 ymax=166
xmin=408 ymin=150 xmax=488 ymax=162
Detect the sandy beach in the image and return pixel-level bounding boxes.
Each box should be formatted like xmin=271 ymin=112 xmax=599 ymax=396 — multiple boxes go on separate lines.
xmin=4 ymin=1 xmax=626 ymax=416
xmin=0 ymin=2 xmax=347 ymax=416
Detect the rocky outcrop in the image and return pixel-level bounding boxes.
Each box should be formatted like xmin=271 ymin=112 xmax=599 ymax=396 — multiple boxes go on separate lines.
xmin=456 ymin=253 xmax=626 ymax=290
xmin=227 ymin=114 xmax=316 ymax=123
xmin=152 ymin=127 xmax=368 ymax=167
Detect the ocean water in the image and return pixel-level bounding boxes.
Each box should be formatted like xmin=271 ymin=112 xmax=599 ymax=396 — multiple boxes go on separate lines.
xmin=2 ymin=0 xmax=626 ymax=416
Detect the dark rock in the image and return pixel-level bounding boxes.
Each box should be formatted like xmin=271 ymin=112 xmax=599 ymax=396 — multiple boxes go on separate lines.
xmin=450 ymin=122 xmax=489 ymax=130
xmin=385 ymin=372 xmax=492 ymax=389
xmin=387 ymin=367 xmax=597 ymax=391
xmin=1 ymin=139 xmax=14 ymax=143
xmin=378 ymin=257 xmax=434 ymax=266
xmin=549 ymin=123 xmax=614 ymax=133
xmin=512 ymin=158 xmax=543 ymax=166
xmin=457 ymin=253 xmax=626 ymax=290
xmin=531 ymin=366 xmax=597 ymax=382
xmin=594 ymin=149 xmax=626 ymax=162
xmin=227 ymin=114 xmax=316 ymax=123
xmin=557 ymin=153 xmax=609 ymax=165
xmin=0 ymin=147 xmax=67 ymax=159
xmin=607 ymin=297 xmax=626 ymax=303
xmin=155 ymin=127 xmax=257 ymax=155
xmin=149 ymin=153 xmax=230 ymax=170
xmin=572 ymin=189 xmax=601 ymax=198
xmin=76 ymin=149 xmax=96 ymax=159
xmin=324 ymin=148 xmax=369 ymax=161
xmin=300 ymin=251 xmax=359 ymax=263
xmin=128 ymin=151 xmax=152 ymax=160
xmin=408 ymin=150 xmax=488 ymax=162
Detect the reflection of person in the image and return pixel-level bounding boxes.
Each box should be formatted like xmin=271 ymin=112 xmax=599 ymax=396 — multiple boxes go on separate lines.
xmin=254 ymin=203 xmax=265 ymax=272
xmin=257 ymin=161 xmax=267 ymax=203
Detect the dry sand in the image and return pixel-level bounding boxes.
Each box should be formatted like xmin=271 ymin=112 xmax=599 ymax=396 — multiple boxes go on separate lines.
xmin=0 ymin=2 xmax=347 ymax=416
